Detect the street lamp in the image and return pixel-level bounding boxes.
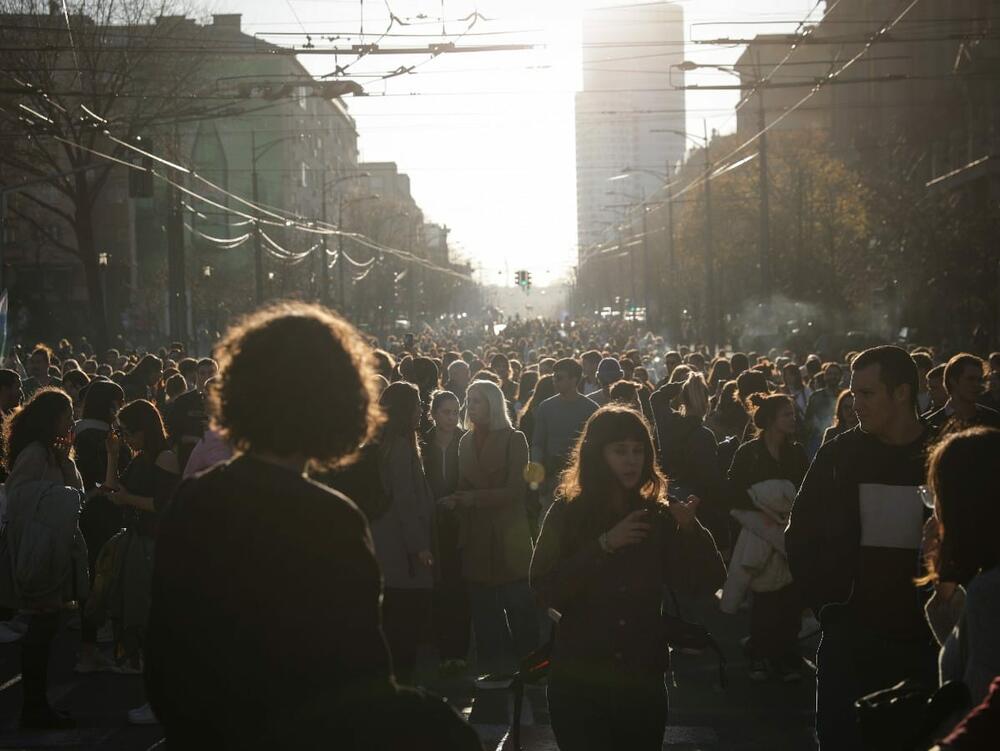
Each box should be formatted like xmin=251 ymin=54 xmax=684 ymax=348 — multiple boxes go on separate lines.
xmin=318 ymin=170 xmax=371 ymax=308
xmin=672 ymin=59 xmax=772 ymax=308
xmin=250 ymin=132 xmax=305 ymax=304
xmin=618 ymin=123 xmax=717 ymax=347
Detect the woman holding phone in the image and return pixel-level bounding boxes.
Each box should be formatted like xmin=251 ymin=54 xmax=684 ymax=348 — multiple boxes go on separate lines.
xmin=530 ymin=406 xmax=725 ymax=750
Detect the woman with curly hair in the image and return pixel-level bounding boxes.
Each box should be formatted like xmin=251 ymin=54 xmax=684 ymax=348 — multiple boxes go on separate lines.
xmin=530 ymin=406 xmax=725 ymax=751
xmin=2 ymin=388 xmax=84 ymax=729
xmin=145 ymin=303 xmax=478 ymax=750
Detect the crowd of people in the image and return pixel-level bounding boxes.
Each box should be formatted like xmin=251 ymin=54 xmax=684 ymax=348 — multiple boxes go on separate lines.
xmin=0 ymin=308 xmax=998 ymax=750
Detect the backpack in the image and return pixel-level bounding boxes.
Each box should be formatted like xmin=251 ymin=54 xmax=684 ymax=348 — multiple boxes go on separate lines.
xmin=319 ymin=443 xmax=392 ymax=523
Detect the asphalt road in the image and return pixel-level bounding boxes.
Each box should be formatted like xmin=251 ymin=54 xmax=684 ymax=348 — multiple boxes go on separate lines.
xmin=0 ymin=604 xmax=819 ymax=751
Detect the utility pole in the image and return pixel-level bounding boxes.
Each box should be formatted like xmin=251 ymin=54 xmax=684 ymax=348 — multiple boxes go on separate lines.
xmin=756 ymin=52 xmax=772 ymax=302
xmin=166 ymin=125 xmax=188 ymax=343
xmin=337 ymin=195 xmax=347 ymax=311
xmin=250 ymin=130 xmax=264 ymax=305
xmin=665 ymin=160 xmax=676 ymax=339
xmin=641 ymin=200 xmax=652 ymax=328
xmin=320 ymin=178 xmax=329 ymax=306
xmin=703 ymin=119 xmax=716 ymax=350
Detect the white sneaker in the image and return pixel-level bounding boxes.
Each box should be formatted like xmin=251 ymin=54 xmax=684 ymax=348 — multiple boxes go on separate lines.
xmin=127 ymin=702 xmax=158 ymax=725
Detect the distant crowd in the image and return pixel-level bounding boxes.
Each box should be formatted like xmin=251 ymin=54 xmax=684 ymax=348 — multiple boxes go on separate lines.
xmin=0 ymin=310 xmax=998 ymax=750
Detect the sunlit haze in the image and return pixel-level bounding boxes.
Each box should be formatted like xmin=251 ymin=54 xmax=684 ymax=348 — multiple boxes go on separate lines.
xmin=218 ymin=0 xmax=822 ymax=286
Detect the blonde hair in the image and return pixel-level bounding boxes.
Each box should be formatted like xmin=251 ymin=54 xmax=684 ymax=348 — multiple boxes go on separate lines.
xmin=467 ymin=379 xmax=513 ymax=431
xmin=679 ymin=372 xmax=710 ymax=419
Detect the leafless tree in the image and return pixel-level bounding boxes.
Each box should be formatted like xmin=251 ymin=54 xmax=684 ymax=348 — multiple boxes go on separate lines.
xmin=0 ymin=0 xmax=213 ymax=348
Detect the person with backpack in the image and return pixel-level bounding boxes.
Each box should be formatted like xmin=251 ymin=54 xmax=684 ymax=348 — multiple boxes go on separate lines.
xmin=530 ymin=406 xmax=725 ymax=750
xmin=372 ymin=381 xmax=435 ymax=685
xmin=2 ymin=388 xmax=85 ymax=729
xmin=420 ymin=390 xmax=470 ymax=675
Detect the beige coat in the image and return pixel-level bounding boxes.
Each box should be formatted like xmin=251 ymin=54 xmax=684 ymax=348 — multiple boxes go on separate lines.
xmin=456 ymin=427 xmax=532 ymax=586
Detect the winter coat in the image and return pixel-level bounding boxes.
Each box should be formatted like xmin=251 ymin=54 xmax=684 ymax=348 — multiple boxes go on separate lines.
xmin=455 ymin=427 xmax=532 ymax=586
xmin=371 ymin=436 xmax=435 ymax=590
xmin=1 ymin=480 xmax=89 ymax=609
xmin=721 ymin=479 xmax=796 ymax=612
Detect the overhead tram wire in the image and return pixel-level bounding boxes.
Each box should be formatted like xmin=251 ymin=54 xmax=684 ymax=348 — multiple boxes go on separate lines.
xmin=35 ymin=121 xmax=471 ymax=278
xmin=581 ymin=0 xmax=928 ymax=269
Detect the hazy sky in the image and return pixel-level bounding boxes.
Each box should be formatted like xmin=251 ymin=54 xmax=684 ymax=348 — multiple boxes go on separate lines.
xmin=216 ymin=0 xmax=822 ymax=286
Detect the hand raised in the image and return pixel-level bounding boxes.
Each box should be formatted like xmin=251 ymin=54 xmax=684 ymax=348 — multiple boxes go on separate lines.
xmin=605 ymin=510 xmax=652 ymax=552
xmin=669 ymin=495 xmax=701 ymax=530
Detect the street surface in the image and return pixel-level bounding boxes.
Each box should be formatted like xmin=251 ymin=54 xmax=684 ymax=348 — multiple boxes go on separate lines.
xmin=0 ymin=604 xmax=818 ymax=750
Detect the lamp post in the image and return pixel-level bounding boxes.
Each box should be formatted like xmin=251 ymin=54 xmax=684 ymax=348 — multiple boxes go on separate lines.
xmin=319 ymin=170 xmax=370 ymax=308
xmin=250 ymin=131 xmax=303 ymax=305
xmin=674 ymin=59 xmax=771 ymax=304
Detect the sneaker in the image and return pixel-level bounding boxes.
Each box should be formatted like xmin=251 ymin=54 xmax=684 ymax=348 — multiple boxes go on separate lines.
xmin=127 ymin=702 xmax=159 ymax=725
xmin=748 ymin=658 xmax=771 ymax=682
xmin=74 ymin=651 xmax=115 ymax=674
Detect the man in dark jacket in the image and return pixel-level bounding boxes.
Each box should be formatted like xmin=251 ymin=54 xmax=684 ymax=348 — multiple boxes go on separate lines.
xmin=925 ymin=353 xmax=1000 ymax=439
xmin=786 ymin=346 xmax=937 ymax=751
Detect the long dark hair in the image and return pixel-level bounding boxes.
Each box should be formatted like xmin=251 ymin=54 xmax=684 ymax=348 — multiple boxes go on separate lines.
xmin=558 ymin=406 xmax=667 ymax=521
xmin=518 ymin=373 xmax=555 ymax=426
xmin=118 ymin=399 xmax=169 ymax=458
xmin=81 ymin=380 xmax=125 ymax=424
xmin=2 ymin=388 xmax=73 ymax=471
xmin=921 ymin=427 xmax=1000 ymax=585
xmin=379 ymin=381 xmax=421 ymax=458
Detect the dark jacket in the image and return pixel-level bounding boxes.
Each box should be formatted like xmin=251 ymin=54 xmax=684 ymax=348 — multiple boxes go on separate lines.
xmin=925 ymin=403 xmax=1000 ymax=439
xmin=421 ymin=427 xmax=464 ymax=501
xmin=146 ymin=455 xmax=393 ymax=748
xmin=530 ymin=497 xmax=725 ymax=681
xmin=726 ymin=437 xmax=809 ymax=511
xmin=786 ymin=426 xmax=933 ymax=639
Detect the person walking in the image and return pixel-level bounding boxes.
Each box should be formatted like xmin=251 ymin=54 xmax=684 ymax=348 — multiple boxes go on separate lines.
xmin=787 ymin=346 xmax=938 ymax=750
xmin=530 ymin=358 xmax=598 ymax=510
xmin=926 ymin=354 xmax=1000 ymax=438
xmin=372 ymin=381 xmax=435 ymax=685
xmin=724 ymin=393 xmax=809 ymax=682
xmin=421 ymin=391 xmax=470 ymax=675
xmin=104 ymin=399 xmax=180 ymax=724
xmin=440 ymin=380 xmax=537 ymax=676
xmin=2 ymin=388 xmax=85 ymax=729
xmin=530 ymin=406 xmax=725 ymax=751
xmin=73 ymin=380 xmax=129 ymax=674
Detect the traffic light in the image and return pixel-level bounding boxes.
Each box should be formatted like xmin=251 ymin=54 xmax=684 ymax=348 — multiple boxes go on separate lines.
xmin=514 ymin=270 xmax=532 ymax=291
